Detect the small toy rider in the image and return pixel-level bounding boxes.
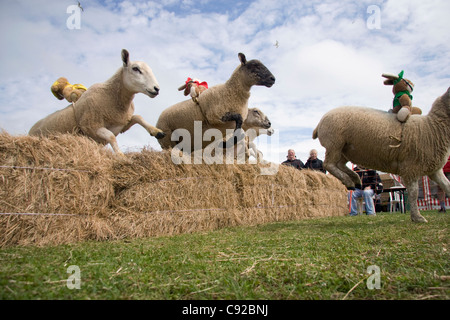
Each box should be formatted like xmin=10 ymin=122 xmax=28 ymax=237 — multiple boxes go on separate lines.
xmin=382 ymin=70 xmax=422 ymax=122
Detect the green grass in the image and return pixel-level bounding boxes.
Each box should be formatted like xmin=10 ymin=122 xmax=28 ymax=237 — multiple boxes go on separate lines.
xmin=0 ymin=211 xmax=448 ymax=300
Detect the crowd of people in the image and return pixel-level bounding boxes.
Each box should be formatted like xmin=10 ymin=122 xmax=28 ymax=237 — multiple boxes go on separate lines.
xmin=281 ymin=149 xmax=449 ymax=215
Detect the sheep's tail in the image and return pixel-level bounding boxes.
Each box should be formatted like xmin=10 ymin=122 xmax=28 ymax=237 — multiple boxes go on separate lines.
xmin=312 ymin=127 xmax=318 ymax=140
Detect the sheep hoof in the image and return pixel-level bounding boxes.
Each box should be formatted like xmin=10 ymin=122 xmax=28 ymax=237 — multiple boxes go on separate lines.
xmin=155 ymin=132 xmax=166 ymax=139
xmin=411 ymin=215 xmax=428 ymax=223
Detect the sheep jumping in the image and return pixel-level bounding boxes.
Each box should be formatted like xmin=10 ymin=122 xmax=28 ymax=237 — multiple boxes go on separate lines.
xmin=313 ymin=87 xmax=450 ymax=223
xmin=201 ymin=107 xmax=274 ymax=163
xmin=239 ymin=107 xmax=274 ymax=162
xmin=156 ymin=52 xmax=275 ymax=151
xmin=29 ymin=49 xmax=165 ymax=155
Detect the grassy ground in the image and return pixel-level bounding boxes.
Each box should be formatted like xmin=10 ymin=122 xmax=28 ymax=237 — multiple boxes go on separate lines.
xmin=0 ymin=211 xmax=448 ymax=300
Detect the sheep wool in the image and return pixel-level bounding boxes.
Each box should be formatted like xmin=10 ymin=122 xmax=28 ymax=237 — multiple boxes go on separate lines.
xmin=313 ymin=87 xmax=450 ymax=223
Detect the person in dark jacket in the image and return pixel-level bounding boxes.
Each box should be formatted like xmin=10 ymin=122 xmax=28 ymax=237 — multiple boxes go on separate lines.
xmin=281 ymin=149 xmax=304 ymax=170
xmin=303 ymin=149 xmax=326 ymax=173
xmin=348 ymin=166 xmax=383 ymax=216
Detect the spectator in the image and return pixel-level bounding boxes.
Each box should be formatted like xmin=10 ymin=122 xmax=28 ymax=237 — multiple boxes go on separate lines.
xmin=303 ymin=149 xmax=326 ymax=173
xmin=281 ymin=149 xmax=304 ymax=170
xmin=348 ymin=165 xmax=383 ymax=216
xmin=437 ymin=156 xmax=450 ymax=213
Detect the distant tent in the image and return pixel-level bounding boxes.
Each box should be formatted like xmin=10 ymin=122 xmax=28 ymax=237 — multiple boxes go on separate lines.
xmin=390 ymin=174 xmax=449 ymax=210
xmin=417 ymin=176 xmax=449 ymax=210
xmin=351 ymin=163 xmax=449 ymax=211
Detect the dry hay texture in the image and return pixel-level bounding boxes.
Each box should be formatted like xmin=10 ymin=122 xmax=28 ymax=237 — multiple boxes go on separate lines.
xmin=0 ymin=132 xmax=348 ymax=247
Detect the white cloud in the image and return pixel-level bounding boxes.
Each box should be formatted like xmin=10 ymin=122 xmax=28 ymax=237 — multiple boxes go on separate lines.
xmin=0 ymin=0 xmax=449 ymax=165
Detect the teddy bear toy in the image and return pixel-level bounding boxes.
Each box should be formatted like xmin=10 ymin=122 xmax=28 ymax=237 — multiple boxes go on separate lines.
xmin=51 ymin=77 xmax=87 ymax=103
xmin=382 ymin=70 xmax=422 ymax=122
xmin=178 ymin=77 xmax=208 ymax=103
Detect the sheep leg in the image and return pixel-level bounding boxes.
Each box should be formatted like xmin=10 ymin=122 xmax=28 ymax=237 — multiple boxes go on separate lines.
xmin=403 ymin=177 xmax=428 ymax=223
xmin=95 ymin=127 xmax=125 ymax=156
xmin=429 ymin=170 xmax=450 ymax=199
xmin=121 ymin=115 xmax=166 ymax=139
xmin=221 ymin=112 xmax=244 ymax=148
xmin=323 ymin=151 xmax=356 ymax=190
xmin=336 ymin=158 xmax=362 ymax=189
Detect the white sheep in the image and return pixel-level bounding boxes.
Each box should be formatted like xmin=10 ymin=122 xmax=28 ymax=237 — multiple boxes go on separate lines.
xmin=313 ymin=87 xmax=450 ymax=223
xmin=248 ymin=127 xmax=274 ymax=161
xmin=240 ymin=108 xmax=274 ymax=162
xmin=156 ymin=52 xmax=275 ymax=151
xmin=201 ymin=107 xmax=274 ymax=163
xmin=29 ymin=49 xmax=165 ymax=155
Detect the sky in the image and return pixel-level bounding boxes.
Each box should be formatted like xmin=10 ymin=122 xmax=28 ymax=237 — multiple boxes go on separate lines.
xmin=0 ymin=0 xmax=449 ymax=164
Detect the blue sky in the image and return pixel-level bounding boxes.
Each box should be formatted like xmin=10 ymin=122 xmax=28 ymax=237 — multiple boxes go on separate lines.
xmin=0 ymin=0 xmax=449 ymax=164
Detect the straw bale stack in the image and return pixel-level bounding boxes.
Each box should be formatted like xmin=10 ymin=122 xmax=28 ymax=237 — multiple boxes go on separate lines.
xmin=0 ymin=132 xmax=114 ymax=216
xmin=0 ymin=132 xmax=348 ymax=247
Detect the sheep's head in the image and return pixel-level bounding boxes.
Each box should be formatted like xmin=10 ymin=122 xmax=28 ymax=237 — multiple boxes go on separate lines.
xmin=121 ymin=49 xmax=160 ymax=98
xmin=243 ymin=108 xmax=272 ymax=130
xmin=238 ymin=53 xmax=276 ymax=88
xmin=445 ymin=87 xmax=450 ymax=116
xmin=432 ymin=87 xmax=450 ymax=117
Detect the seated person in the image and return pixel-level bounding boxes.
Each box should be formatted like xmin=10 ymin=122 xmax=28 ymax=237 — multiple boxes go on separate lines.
xmin=349 ymin=166 xmax=383 ymax=216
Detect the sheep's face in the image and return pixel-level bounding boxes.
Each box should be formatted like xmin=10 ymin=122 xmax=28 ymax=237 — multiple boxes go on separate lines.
xmin=245 ymin=108 xmax=272 ymax=129
xmin=121 ymin=49 xmax=160 ymax=98
xmin=238 ymin=53 xmax=275 ymax=88
xmin=242 ymin=59 xmax=276 ymax=88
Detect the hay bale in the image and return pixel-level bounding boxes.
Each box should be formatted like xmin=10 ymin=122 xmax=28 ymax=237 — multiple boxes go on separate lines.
xmin=0 ymin=132 xmax=348 ymax=247
xmin=0 ymin=132 xmax=114 ymax=216
xmin=111 ymin=149 xmax=238 ymax=213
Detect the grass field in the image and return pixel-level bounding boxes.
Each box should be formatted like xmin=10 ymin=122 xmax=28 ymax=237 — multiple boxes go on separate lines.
xmin=0 ymin=210 xmax=448 ymax=300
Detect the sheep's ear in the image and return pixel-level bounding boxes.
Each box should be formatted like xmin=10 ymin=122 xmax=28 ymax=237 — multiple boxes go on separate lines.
xmin=122 ymin=49 xmax=130 ymax=67
xmin=383 ymin=79 xmax=394 ymax=85
xmin=238 ymin=53 xmax=247 ymax=65
xmin=178 ymin=84 xmax=187 ymax=91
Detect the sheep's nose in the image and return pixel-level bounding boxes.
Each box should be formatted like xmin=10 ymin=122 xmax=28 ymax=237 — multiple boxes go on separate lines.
xmin=268 ymin=121 xmax=271 ymax=126
xmin=154 ymin=86 xmax=160 ymax=93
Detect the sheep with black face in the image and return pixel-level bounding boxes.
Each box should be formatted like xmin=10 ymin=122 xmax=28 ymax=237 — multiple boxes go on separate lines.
xmin=156 ymin=53 xmax=275 ymax=151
